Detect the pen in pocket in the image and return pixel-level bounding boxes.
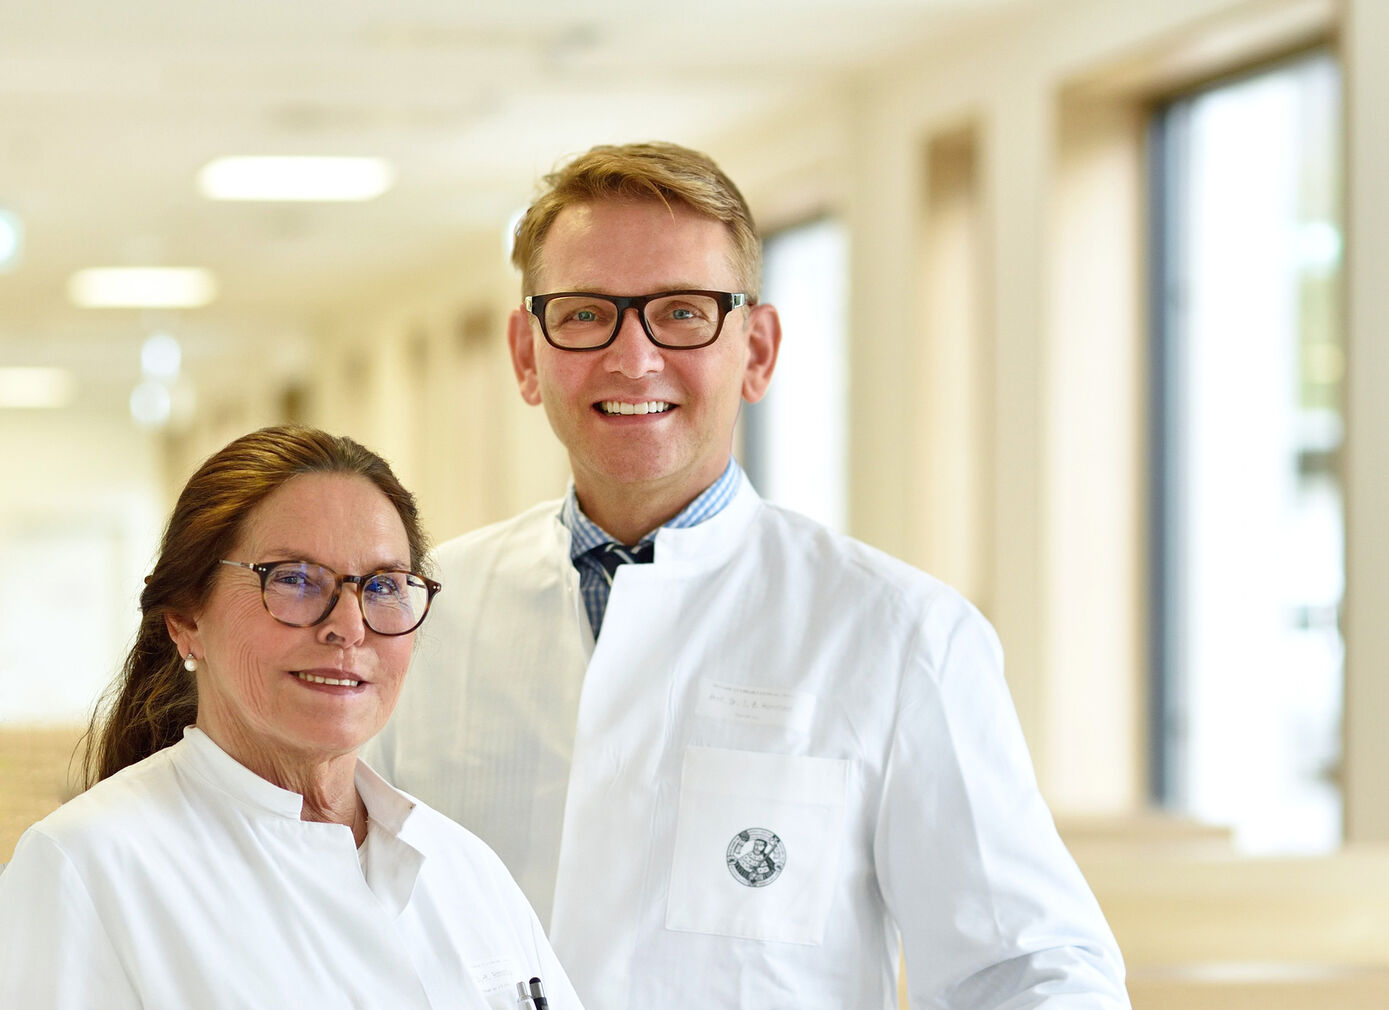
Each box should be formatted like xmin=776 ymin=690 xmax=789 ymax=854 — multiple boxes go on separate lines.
xmin=515 ymin=975 xmax=549 ymax=1009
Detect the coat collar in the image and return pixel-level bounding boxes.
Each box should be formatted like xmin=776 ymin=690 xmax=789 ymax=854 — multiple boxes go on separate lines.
xmin=545 ymin=470 xmax=761 ymax=576
xmin=177 ymin=726 xmax=425 ymax=915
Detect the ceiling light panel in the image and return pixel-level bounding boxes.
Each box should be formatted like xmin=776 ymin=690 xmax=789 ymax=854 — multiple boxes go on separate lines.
xmin=0 ymin=367 xmax=77 ymax=408
xmin=68 ymin=268 xmax=218 ymax=308
xmin=197 ymin=156 xmax=395 ymax=201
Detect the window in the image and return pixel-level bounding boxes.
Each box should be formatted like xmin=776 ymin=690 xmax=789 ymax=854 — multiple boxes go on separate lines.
xmin=1151 ymin=51 xmax=1344 ymax=853
xmin=741 ymin=218 xmax=849 ymax=532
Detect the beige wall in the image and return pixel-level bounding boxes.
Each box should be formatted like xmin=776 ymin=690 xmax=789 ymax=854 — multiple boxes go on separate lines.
xmin=302 ymin=237 xmax=571 ymax=543
xmin=0 ymin=411 xmax=163 ymax=724
xmin=1342 ymin=0 xmax=1389 ymax=844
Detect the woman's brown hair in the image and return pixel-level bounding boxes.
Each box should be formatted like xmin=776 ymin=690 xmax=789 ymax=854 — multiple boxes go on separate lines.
xmin=81 ymin=425 xmax=429 ymax=786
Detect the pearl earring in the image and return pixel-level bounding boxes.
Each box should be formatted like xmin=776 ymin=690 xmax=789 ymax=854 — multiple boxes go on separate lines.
xmin=184 ymin=653 xmax=198 ymax=672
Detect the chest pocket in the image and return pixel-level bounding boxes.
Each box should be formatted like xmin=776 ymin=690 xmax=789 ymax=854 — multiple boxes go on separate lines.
xmin=466 ymin=957 xmax=525 ymax=1009
xmin=665 ymin=746 xmax=849 ymax=945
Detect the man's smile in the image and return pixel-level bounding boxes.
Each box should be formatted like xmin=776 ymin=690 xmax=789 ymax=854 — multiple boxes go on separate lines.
xmin=597 ymin=400 xmax=674 ymax=416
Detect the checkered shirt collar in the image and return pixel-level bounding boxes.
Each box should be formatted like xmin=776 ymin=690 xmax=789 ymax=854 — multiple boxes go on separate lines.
xmin=560 ymin=457 xmax=743 ymax=558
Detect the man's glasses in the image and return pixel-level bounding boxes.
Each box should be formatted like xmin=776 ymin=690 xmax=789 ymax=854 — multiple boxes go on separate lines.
xmin=219 ymin=560 xmax=441 ymax=636
xmin=524 ymin=290 xmax=747 ymax=350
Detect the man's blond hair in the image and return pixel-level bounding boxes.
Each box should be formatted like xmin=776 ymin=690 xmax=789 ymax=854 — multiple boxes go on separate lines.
xmin=511 ymin=141 xmax=763 ymax=300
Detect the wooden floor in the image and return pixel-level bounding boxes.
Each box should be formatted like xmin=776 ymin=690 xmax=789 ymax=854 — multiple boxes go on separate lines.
xmin=0 ymin=724 xmax=86 ymax=862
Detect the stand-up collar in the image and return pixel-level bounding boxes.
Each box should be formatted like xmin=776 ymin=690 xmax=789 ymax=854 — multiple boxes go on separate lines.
xmin=649 ymin=472 xmax=760 ymax=573
xmin=559 ymin=456 xmax=745 ymax=555
xmin=178 ymin=727 xmax=426 ymax=916
xmin=178 ymin=726 xmax=309 ymax=818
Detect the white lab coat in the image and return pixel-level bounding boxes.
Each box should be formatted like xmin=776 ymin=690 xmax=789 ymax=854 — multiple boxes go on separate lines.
xmin=369 ymin=475 xmax=1131 ymax=1009
xmin=0 ymin=727 xmax=580 ymax=1010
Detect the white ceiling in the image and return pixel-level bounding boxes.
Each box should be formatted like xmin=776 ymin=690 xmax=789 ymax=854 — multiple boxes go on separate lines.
xmin=0 ymin=0 xmax=1029 ymax=414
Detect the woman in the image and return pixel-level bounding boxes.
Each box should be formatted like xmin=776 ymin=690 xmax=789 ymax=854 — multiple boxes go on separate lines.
xmin=0 ymin=426 xmax=580 ymax=1009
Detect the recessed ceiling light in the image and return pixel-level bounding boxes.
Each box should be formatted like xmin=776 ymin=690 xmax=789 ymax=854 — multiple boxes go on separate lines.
xmin=141 ymin=332 xmax=182 ymax=379
xmin=197 ymin=156 xmax=395 ymax=201
xmin=68 ymin=268 xmax=218 ymax=308
xmin=0 ymin=208 xmax=22 ymax=272
xmin=129 ymin=379 xmax=172 ymax=428
xmin=0 ymin=367 xmax=76 ymax=408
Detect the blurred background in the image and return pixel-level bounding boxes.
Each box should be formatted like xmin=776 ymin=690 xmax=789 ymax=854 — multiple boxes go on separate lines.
xmin=3 ymin=0 xmax=1388 ymax=1005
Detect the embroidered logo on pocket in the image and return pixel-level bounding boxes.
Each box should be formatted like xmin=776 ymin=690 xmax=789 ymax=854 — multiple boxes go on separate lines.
xmin=726 ymin=828 xmax=786 ymax=887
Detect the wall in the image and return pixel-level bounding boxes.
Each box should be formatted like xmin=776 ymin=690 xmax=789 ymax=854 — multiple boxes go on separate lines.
xmin=1341 ymin=0 xmax=1389 ymax=844
xmin=0 ymin=410 xmax=163 ymax=725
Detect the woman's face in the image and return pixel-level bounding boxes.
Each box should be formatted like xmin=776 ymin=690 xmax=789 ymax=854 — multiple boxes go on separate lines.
xmin=174 ymin=472 xmax=417 ymax=767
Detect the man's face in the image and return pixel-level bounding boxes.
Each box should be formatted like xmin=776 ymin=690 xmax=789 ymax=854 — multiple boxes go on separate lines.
xmin=509 ymin=198 xmax=779 ymax=509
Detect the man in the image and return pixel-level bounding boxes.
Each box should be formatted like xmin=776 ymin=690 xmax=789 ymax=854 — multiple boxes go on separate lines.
xmin=369 ymin=142 xmax=1130 ymax=1009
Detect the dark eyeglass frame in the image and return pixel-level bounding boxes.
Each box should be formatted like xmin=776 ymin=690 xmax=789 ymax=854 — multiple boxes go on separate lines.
xmin=523 ymin=289 xmax=749 ymax=351
xmin=218 ymin=559 xmax=442 ymax=636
